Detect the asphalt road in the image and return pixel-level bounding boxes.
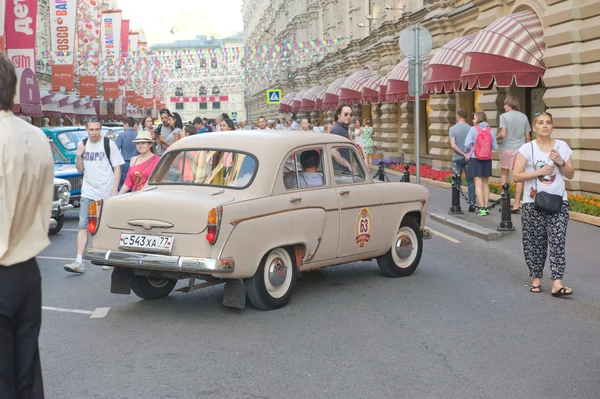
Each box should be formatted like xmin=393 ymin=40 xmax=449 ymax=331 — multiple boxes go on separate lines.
xmin=38 ymin=208 xmax=600 ymax=399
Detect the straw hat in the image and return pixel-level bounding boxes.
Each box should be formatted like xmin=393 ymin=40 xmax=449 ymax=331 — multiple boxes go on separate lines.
xmin=132 ymin=130 xmax=153 ymax=143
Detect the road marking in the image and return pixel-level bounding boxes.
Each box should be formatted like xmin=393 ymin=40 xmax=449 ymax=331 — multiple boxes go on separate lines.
xmin=426 ymin=227 xmax=461 ymax=244
xmin=37 ymin=256 xmax=76 ymax=261
xmin=42 ymin=306 xmax=110 ymax=318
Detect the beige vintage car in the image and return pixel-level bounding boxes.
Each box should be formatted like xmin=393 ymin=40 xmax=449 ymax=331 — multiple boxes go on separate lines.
xmin=84 ymin=131 xmax=430 ymax=310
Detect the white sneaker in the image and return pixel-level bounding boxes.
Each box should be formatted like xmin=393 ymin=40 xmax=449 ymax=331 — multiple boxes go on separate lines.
xmin=102 ymin=266 xmax=114 ymax=271
xmin=64 ymin=261 xmax=84 ymax=274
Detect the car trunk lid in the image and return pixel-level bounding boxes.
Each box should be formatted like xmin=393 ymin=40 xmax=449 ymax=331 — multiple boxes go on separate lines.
xmin=103 ymin=188 xmax=233 ymax=234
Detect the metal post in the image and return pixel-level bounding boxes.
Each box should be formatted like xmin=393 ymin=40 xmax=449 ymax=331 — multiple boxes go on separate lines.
xmin=498 ymin=183 xmax=515 ymax=231
xmin=403 ymin=163 xmax=410 ymax=183
xmin=449 ymin=174 xmax=463 ymax=214
xmin=414 ymin=25 xmax=421 ymax=185
xmin=377 ymin=160 xmax=385 ymax=181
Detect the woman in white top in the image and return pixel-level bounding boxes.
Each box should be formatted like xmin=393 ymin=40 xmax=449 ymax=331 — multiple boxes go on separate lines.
xmin=513 ymin=112 xmax=575 ymax=297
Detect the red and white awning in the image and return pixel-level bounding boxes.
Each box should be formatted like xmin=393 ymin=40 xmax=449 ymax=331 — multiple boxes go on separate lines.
xmin=41 ymin=90 xmax=61 ymax=118
xmin=339 ymin=70 xmax=376 ymax=105
xmin=279 ymin=92 xmax=296 ymax=113
xmin=460 ymin=10 xmax=545 ymax=90
xmin=424 ymin=35 xmax=475 ymax=94
xmin=292 ymin=90 xmax=306 ymax=112
xmin=362 ymin=73 xmax=384 ymax=103
xmin=322 ymin=77 xmax=347 ymax=109
xmin=386 ymin=59 xmax=429 ymax=102
xmin=301 ymin=86 xmax=325 ymax=111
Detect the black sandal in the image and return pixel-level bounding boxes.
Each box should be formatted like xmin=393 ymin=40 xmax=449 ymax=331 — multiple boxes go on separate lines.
xmin=529 ymin=285 xmax=542 ymax=293
xmin=552 ymin=287 xmax=573 ymax=297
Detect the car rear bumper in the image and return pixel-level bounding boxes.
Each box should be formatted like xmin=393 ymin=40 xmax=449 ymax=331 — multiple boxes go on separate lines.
xmin=83 ymin=249 xmax=235 ymax=274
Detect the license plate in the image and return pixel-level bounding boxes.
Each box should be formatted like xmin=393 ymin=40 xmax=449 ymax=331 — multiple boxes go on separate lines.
xmin=119 ymin=233 xmax=174 ymax=253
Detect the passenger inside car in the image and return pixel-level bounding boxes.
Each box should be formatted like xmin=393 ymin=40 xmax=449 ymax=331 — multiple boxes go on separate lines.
xmin=284 ymin=150 xmax=324 ymax=189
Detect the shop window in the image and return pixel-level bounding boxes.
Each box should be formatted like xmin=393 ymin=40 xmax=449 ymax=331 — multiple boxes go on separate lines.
xmin=212 ymin=102 xmax=221 ymax=110
xmin=176 ymin=103 xmax=184 ymax=110
xmin=199 ymin=103 xmax=208 ymax=110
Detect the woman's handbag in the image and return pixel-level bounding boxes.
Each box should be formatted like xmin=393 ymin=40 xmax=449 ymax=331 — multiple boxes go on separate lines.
xmin=531 ymin=143 xmax=563 ymax=215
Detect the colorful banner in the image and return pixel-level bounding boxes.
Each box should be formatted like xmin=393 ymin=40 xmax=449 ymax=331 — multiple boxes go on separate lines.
xmin=121 ymin=20 xmax=129 ymax=56
xmin=101 ymin=10 xmax=122 ymax=79
xmin=80 ymin=75 xmax=98 ymax=97
xmin=51 ymin=64 xmax=75 ymax=91
xmin=5 ymin=0 xmax=37 ymax=109
xmin=128 ymin=33 xmax=138 ymax=53
xmin=103 ymin=81 xmax=119 ymax=99
xmin=49 ymin=0 xmax=77 ymax=64
xmin=0 ymin=0 xmax=6 ymax=51
xmin=76 ymin=0 xmax=101 ymax=57
xmin=169 ymin=96 xmax=229 ymax=103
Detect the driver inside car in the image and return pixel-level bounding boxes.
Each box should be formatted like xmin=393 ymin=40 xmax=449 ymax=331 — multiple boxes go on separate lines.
xmin=284 ymin=150 xmax=324 ymax=189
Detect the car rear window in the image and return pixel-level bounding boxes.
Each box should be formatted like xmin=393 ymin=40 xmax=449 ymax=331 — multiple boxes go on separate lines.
xmin=149 ymin=149 xmax=258 ymax=189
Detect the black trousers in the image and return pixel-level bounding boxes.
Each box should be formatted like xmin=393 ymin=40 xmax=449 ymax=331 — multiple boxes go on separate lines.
xmin=0 ymin=258 xmax=44 ymax=399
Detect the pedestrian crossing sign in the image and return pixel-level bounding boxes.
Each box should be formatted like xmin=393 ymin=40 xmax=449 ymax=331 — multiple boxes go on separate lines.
xmin=266 ymin=89 xmax=282 ymax=104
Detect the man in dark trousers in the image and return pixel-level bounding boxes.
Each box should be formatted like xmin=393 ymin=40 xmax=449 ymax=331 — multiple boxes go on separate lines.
xmin=0 ymin=52 xmax=52 ymax=399
xmin=115 ymin=117 xmax=139 ymax=190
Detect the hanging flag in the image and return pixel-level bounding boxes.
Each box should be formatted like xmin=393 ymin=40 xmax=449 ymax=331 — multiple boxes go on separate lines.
xmin=103 ymin=81 xmax=119 ymax=100
xmin=76 ymin=0 xmax=101 ymax=67
xmin=5 ymin=0 xmax=41 ymax=115
xmin=50 ymin=0 xmax=77 ymax=90
xmin=101 ymin=10 xmax=122 ymax=80
xmin=80 ymin=75 xmax=97 ymax=97
xmin=120 ymin=19 xmax=129 ymax=56
xmin=0 ymin=0 xmax=6 ymax=51
xmin=128 ymin=32 xmax=139 ymax=53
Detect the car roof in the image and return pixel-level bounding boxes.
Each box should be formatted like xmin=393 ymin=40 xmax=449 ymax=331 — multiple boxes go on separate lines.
xmin=169 ymin=130 xmax=351 ymax=156
xmin=43 ymin=127 xmax=86 ymax=133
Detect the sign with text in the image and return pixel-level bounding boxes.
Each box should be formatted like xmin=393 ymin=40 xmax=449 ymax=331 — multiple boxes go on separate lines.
xmin=49 ymin=0 xmax=77 ymax=65
xmin=51 ymin=64 xmax=75 ymax=91
xmin=5 ymin=0 xmax=37 ymax=108
xmin=103 ymin=81 xmax=119 ymax=100
xmin=79 ymin=75 xmax=98 ymax=97
xmin=101 ymin=10 xmax=122 ymax=78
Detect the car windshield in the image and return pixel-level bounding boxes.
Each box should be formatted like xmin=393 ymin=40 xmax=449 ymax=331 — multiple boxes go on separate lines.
xmin=50 ymin=141 xmax=69 ymax=163
xmin=150 ymin=149 xmax=258 ymax=189
xmin=56 ymin=129 xmax=112 ymax=150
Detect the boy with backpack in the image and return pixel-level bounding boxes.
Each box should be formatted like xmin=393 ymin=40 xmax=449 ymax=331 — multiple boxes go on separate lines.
xmin=464 ymin=111 xmax=498 ymax=216
xmin=64 ymin=119 xmax=124 ymax=274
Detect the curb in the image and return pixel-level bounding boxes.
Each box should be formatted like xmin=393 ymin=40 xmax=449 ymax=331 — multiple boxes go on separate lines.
xmin=381 ymin=167 xmax=600 ymax=228
xmin=429 ymin=212 xmax=504 ymax=242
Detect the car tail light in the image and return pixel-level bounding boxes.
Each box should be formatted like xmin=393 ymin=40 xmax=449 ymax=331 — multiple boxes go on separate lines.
xmin=206 ymin=206 xmax=222 ymax=245
xmin=87 ymin=200 xmax=102 ymax=235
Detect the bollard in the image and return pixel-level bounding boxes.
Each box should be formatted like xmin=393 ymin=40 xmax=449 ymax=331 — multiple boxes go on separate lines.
xmin=497 ymin=183 xmax=515 ymax=231
xmin=448 ymin=174 xmax=463 ymax=214
xmin=403 ymin=163 xmax=411 ymax=183
xmin=377 ymin=160 xmax=385 ymax=181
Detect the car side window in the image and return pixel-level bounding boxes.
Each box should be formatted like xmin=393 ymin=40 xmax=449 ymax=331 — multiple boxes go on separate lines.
xmin=331 ymin=147 xmax=365 ymax=185
xmin=283 ymin=148 xmax=325 ymax=190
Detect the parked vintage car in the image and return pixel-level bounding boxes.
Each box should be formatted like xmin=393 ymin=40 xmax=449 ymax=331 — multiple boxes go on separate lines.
xmin=50 ymin=177 xmax=73 ymax=234
xmin=84 ymin=131 xmax=430 ymax=310
xmin=44 ymin=126 xmax=120 ymax=164
xmin=50 ymin=137 xmax=83 ymax=207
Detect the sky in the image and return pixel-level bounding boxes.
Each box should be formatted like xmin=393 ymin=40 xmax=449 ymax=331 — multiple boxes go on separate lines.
xmin=119 ymin=0 xmax=244 ymax=45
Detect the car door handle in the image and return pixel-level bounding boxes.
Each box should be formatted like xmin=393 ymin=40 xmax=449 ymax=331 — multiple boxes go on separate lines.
xmin=289 ymin=197 xmax=302 ymax=203
xmin=339 ymin=190 xmax=350 ymax=196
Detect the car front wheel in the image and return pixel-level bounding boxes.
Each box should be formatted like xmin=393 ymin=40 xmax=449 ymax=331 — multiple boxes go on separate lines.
xmin=49 ymin=215 xmax=64 ymax=235
xmin=377 ymin=217 xmax=423 ymax=277
xmin=245 ymin=247 xmax=297 ymax=310
xmin=131 ymin=275 xmax=177 ymax=299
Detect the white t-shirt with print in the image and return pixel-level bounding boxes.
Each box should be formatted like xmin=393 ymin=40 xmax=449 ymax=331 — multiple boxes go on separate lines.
xmin=518 ymin=139 xmax=572 ymax=204
xmin=81 ymin=139 xmax=125 ymax=200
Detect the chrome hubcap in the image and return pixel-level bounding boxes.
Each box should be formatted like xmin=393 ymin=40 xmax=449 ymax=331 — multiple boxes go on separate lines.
xmin=268 ymin=257 xmax=288 ymax=287
xmin=395 ymin=234 xmax=413 ymax=260
xmin=147 ymin=277 xmax=169 ymax=288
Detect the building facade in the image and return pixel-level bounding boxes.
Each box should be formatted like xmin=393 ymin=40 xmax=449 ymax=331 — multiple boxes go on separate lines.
xmin=242 ymin=0 xmax=600 ymax=196
xmin=151 ymin=34 xmax=247 ymax=123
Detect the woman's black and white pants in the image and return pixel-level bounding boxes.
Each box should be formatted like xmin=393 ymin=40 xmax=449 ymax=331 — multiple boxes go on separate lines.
xmin=521 ymin=201 xmax=569 ymax=280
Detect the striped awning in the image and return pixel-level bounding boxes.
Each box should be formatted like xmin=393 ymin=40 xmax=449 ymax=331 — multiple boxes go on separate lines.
xmin=424 ymin=35 xmax=475 ymax=94
xmin=41 ymin=90 xmax=62 ymax=118
xmin=362 ymin=73 xmax=384 ymax=103
xmin=460 ymin=10 xmax=545 ymax=90
xmin=387 ymin=59 xmax=429 ymax=102
xmin=292 ymin=90 xmax=306 ymax=112
xmin=301 ymin=86 xmax=325 ymax=111
xmin=279 ymin=92 xmax=296 ymax=113
xmin=322 ymin=77 xmax=348 ymax=109
xmin=339 ymin=70 xmax=376 ymax=105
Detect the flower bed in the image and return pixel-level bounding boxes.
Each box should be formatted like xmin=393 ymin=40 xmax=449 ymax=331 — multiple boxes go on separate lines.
xmin=384 ymin=161 xmax=600 ymax=217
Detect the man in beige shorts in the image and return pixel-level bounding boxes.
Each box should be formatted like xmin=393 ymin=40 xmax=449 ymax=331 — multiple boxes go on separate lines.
xmin=497 ymin=96 xmax=531 ymax=213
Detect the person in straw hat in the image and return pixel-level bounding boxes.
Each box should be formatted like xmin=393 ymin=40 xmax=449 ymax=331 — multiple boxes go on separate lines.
xmin=118 ymin=130 xmax=161 ymax=194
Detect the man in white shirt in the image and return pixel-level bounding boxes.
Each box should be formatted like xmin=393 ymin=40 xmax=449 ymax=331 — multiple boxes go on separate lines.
xmin=0 ymin=53 xmax=51 ymax=399
xmin=64 ymin=119 xmax=125 ymax=273
xmin=257 ymin=116 xmax=270 ymax=130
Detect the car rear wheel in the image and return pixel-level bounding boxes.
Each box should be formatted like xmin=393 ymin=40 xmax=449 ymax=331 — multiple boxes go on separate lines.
xmin=49 ymin=215 xmax=64 ymax=235
xmin=245 ymin=247 xmax=297 ymax=310
xmin=131 ymin=275 xmax=177 ymax=300
xmin=377 ymin=217 xmax=423 ymax=277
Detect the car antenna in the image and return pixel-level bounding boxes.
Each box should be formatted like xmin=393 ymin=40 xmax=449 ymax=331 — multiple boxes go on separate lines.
xmin=212 ymin=188 xmax=225 ymax=196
